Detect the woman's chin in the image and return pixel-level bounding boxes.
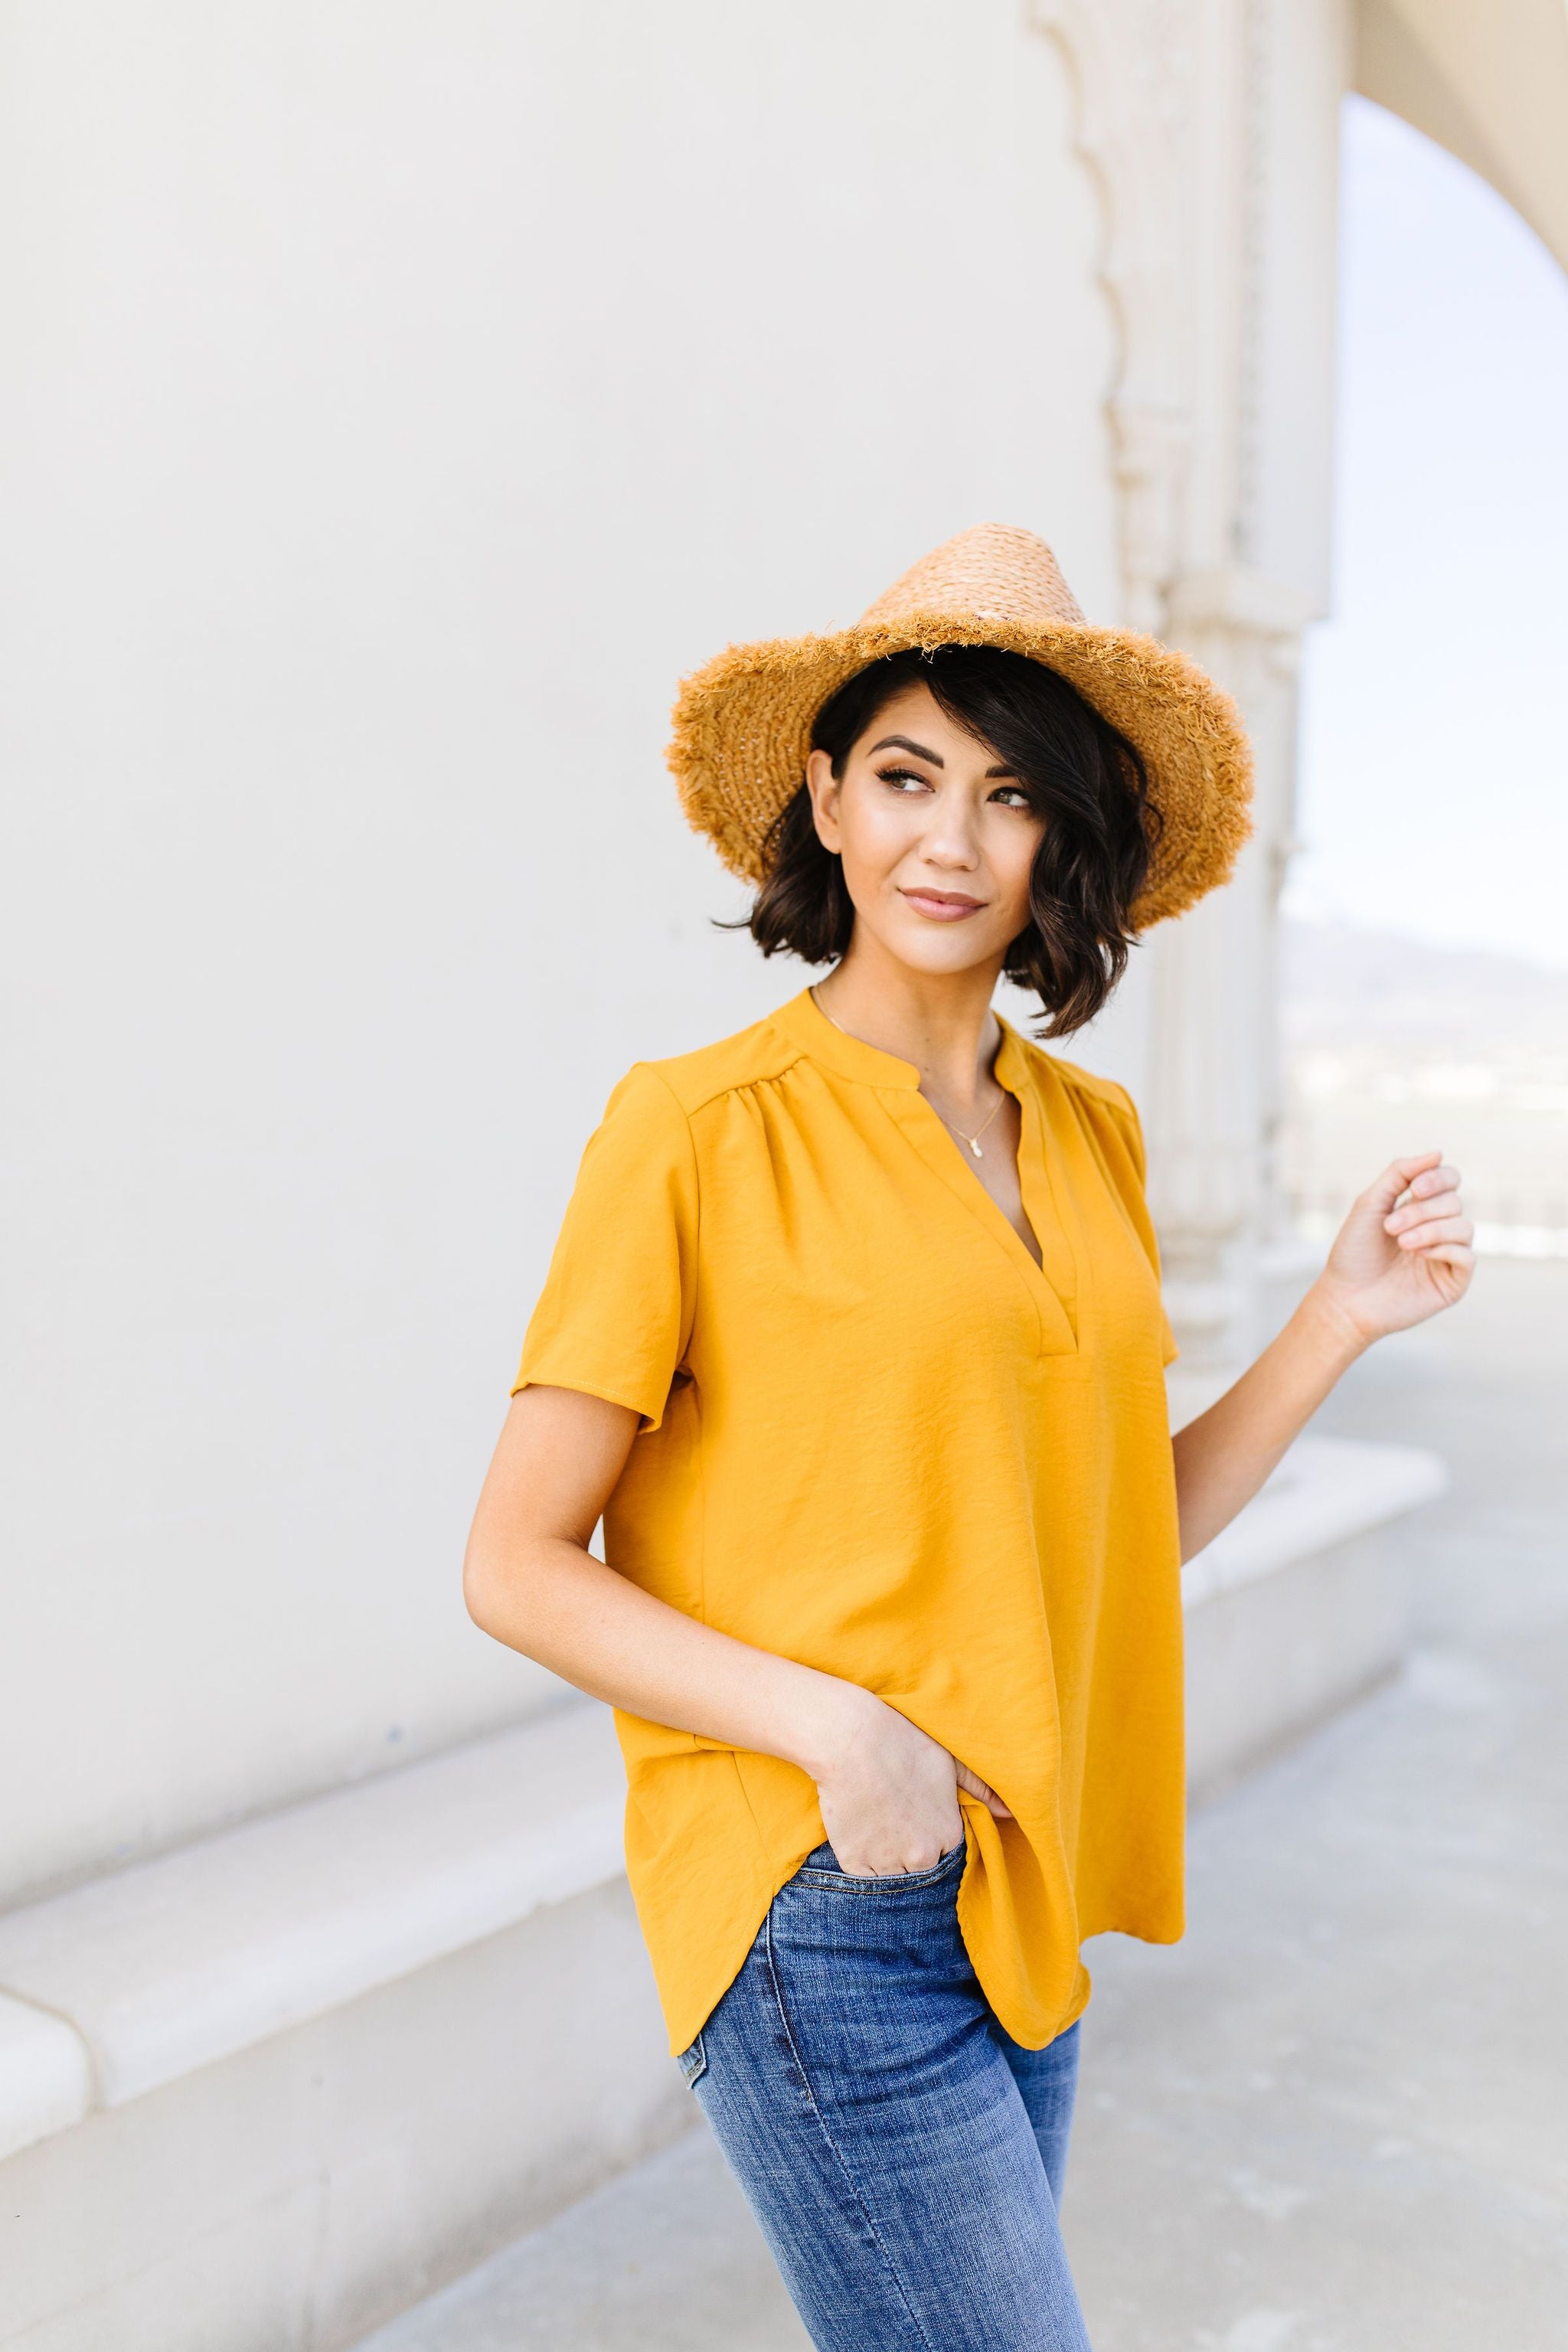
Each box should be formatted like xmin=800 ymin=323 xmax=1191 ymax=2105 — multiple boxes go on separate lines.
xmin=875 ymin=920 xmax=1007 ymax=982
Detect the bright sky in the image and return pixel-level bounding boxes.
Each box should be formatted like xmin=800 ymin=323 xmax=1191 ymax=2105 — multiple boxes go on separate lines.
xmin=1287 ymin=95 xmax=1568 ymax=969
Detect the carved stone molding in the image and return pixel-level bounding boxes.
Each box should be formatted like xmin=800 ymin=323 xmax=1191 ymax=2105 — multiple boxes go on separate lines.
xmin=1165 ymin=563 xmax=1317 ymax=854
xmin=1108 ymin=397 xmax=1191 ymax=635
xmin=1025 ymin=0 xmax=1199 ymax=630
xmin=1145 ymin=561 xmax=1317 ymax=1377
xmin=1027 ymin=5 xmax=1332 ymax=1378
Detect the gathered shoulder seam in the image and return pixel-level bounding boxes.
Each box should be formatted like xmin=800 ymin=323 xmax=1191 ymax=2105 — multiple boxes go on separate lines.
xmin=645 ymin=1044 xmax=812 ymax=1125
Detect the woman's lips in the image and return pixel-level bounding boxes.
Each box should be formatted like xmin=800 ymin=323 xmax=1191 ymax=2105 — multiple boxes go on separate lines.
xmin=900 ymin=889 xmax=985 ymax=922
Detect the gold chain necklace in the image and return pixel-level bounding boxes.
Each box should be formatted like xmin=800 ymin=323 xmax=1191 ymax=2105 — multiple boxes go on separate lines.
xmin=809 ymin=984 xmax=1007 ymax=1161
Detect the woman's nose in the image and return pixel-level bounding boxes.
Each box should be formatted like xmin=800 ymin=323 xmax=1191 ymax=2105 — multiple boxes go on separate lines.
xmin=920 ymin=796 xmax=983 ymax=865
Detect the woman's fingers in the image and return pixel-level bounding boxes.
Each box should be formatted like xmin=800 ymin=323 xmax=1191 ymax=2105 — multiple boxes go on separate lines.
xmin=1382 ymin=1163 xmax=1469 ymax=1256
xmin=1393 ymin=1214 xmax=1474 ymax=1252
xmin=1384 ymin=1181 xmax=1462 ymax=1233
xmin=1403 ymin=1161 xmax=1462 ymax=1203
xmin=955 ymin=1759 xmax=1013 ymax=1819
xmin=815 ymin=1717 xmax=1012 ymax=1880
xmin=1384 ymin=1173 xmax=1463 ymax=1229
xmin=1365 ymin=1150 xmax=1445 ymax=1214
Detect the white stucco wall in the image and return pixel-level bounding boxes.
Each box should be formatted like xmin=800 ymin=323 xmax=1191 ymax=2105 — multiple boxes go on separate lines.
xmin=0 ymin=0 xmax=1122 ymax=1901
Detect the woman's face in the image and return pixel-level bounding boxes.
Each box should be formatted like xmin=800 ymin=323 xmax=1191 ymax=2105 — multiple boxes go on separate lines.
xmin=805 ymin=681 xmax=1045 ymax=980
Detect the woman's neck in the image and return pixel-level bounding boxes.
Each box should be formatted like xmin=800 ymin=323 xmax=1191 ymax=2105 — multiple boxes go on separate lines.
xmin=811 ymin=949 xmax=1007 ymax=1118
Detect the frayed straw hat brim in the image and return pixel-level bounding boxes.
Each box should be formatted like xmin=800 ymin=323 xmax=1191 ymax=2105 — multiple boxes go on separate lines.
xmin=665 ymin=530 xmax=1255 ymax=930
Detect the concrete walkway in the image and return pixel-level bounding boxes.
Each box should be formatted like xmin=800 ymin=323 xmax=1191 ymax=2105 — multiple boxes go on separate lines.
xmin=1062 ymin=1257 xmax=1568 ymax=2348
xmin=358 ymin=1260 xmax=1568 ymax=2350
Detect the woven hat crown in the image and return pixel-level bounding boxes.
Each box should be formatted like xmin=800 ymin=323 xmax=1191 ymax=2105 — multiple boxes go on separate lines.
xmin=859 ymin=523 xmax=1087 ymax=633
xmin=666 ymin=519 xmax=1254 ymax=927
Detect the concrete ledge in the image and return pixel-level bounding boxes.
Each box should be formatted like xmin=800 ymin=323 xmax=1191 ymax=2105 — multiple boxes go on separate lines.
xmin=1183 ymin=1435 xmax=1447 ymax=1800
xmin=0 ymin=1876 xmax=684 ymax=2352
xmin=0 ymin=1700 xmax=625 ymax=2141
xmin=0 ymin=1992 xmax=91 ymax=2164
xmin=1183 ymin=1433 xmax=1448 ymax=1609
xmin=0 ymin=1439 xmax=1448 ymax=2173
xmin=0 ymin=1434 xmax=1446 ymax=2174
xmin=0 ymin=1432 xmax=1451 ymax=2350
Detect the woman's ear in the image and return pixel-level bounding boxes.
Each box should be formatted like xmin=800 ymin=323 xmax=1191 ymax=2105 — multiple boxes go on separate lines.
xmin=805 ymin=748 xmax=842 ymax=854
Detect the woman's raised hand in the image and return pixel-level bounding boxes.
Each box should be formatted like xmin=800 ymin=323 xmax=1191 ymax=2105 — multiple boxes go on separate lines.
xmin=1312 ymin=1151 xmax=1475 ymax=1347
xmin=813 ymin=1686 xmax=1011 ymax=1877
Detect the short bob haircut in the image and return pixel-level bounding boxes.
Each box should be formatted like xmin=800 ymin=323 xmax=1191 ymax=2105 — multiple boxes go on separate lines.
xmin=729 ymin=644 xmax=1158 ymax=1039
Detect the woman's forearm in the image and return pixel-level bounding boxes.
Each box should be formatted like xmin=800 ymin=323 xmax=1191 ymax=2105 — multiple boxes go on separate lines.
xmin=464 ymin=1387 xmax=1011 ymax=1878
xmin=465 ymin=1385 xmax=874 ymax=1777
xmin=1171 ymin=1150 xmax=1475 ymax=1561
xmin=465 ymin=1526 xmax=870 ymax=1779
xmin=1170 ymin=1279 xmax=1367 ymax=1562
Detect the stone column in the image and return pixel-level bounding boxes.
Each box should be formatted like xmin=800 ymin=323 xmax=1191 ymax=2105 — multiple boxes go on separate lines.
xmin=1142 ymin=562 xmax=1315 ymax=1415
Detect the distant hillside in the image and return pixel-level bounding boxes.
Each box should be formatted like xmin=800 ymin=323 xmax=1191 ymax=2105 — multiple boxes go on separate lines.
xmin=1282 ymin=922 xmax=1568 ymax=1057
xmin=1279 ymin=922 xmax=1568 ymax=1237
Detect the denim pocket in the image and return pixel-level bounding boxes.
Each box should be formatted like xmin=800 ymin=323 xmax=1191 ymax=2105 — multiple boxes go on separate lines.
xmin=675 ymin=2030 xmax=707 ymax=2088
xmin=795 ymin=1836 xmax=967 ymax=1892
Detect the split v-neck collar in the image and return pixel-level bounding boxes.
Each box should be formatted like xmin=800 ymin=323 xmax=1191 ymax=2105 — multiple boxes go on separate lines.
xmin=771 ymin=982 xmax=1034 ymax=1101
xmin=770 ymin=983 xmax=1082 ymax=1350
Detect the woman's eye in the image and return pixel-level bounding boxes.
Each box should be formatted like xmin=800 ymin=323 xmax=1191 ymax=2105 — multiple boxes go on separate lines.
xmin=991 ymin=786 xmax=1034 ymax=810
xmin=874 ymin=766 xmax=929 ymax=793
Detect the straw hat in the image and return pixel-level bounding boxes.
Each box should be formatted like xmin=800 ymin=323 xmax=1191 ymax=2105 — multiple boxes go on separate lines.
xmin=665 ymin=523 xmax=1253 ymax=929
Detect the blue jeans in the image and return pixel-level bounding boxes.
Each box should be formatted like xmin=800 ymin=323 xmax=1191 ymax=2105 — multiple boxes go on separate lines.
xmin=678 ymin=1838 xmax=1091 ymax=2350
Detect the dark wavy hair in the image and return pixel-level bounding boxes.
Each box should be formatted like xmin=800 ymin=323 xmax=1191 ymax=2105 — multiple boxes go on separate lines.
xmin=721 ymin=644 xmax=1158 ymax=1039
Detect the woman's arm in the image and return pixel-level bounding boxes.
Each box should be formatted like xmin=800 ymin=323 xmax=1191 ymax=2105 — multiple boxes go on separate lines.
xmin=1172 ymin=1150 xmax=1474 ymax=1562
xmin=463 ymin=1382 xmax=1008 ymax=1873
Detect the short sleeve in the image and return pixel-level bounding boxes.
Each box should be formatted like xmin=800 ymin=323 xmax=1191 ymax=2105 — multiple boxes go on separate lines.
xmin=511 ymin=1062 xmax=699 ymax=1432
xmin=1102 ymin=1079 xmax=1181 ymax=1370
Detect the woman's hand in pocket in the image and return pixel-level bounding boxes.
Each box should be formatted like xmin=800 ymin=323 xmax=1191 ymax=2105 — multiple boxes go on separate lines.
xmin=812 ymin=1685 xmax=1011 ymax=1877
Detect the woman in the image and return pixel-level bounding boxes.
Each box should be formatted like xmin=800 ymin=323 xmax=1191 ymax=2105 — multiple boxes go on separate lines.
xmin=464 ymin=526 xmax=1472 ymax=2350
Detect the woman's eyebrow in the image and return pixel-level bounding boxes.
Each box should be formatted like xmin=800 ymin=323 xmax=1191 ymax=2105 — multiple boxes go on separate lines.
xmin=866 ymin=732 xmax=1018 ymax=780
xmin=867 ymin=733 xmax=943 ymax=765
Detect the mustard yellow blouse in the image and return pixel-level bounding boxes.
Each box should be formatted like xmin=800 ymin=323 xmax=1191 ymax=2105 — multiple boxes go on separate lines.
xmin=512 ymin=982 xmax=1184 ymax=2056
